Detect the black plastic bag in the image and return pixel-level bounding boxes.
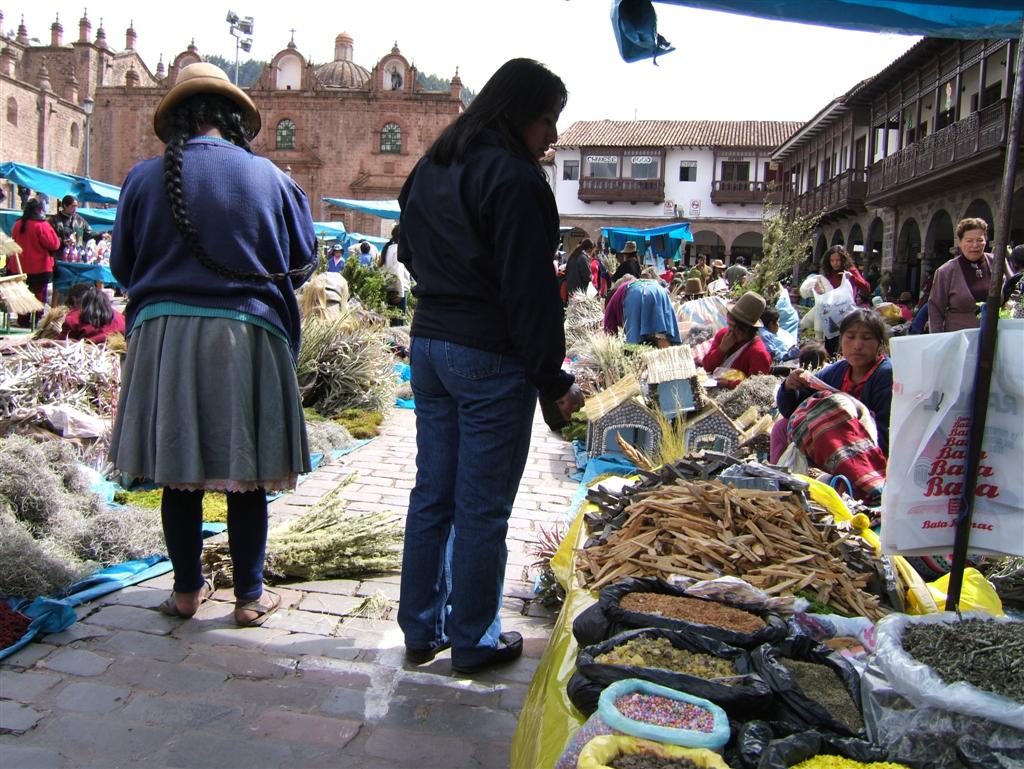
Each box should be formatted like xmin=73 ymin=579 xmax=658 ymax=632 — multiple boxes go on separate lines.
xmin=575 ymin=626 xmax=773 ymax=719
xmin=756 ymin=731 xmax=919 ymax=769
xmin=600 ymin=576 xmax=789 ymax=649
xmin=750 ymin=637 xmax=865 ymax=737
xmin=566 ymin=668 xmax=603 ymax=717
xmin=729 ymin=720 xmax=775 ymax=769
xmin=572 ymin=602 xmax=618 ymax=648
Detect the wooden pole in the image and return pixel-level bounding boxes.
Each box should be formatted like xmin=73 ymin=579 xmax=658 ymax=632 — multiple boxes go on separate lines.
xmin=946 ymin=19 xmax=1024 ymax=612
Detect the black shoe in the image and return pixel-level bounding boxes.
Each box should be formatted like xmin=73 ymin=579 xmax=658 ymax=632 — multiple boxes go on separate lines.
xmin=405 ymin=640 xmax=450 ymax=665
xmin=451 ymin=632 xmax=523 ymax=674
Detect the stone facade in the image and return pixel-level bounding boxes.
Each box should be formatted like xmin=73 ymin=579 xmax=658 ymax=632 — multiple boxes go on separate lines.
xmin=2 ymin=14 xmax=463 ymax=236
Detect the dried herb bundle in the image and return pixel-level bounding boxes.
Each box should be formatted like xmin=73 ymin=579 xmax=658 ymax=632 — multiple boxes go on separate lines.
xmin=0 ymin=339 xmax=120 ymax=419
xmin=711 ymin=375 xmax=781 ymax=421
xmin=901 ymin=619 xmax=1024 ymax=702
xmin=203 ymin=483 xmax=402 ymax=586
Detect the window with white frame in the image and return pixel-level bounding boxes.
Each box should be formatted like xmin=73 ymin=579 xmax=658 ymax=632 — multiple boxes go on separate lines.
xmin=679 ymin=161 xmax=697 ymax=182
xmin=626 ymin=154 xmax=660 ymax=180
xmin=585 ymin=154 xmax=619 ymax=178
xmin=563 ymin=160 xmax=580 ymax=180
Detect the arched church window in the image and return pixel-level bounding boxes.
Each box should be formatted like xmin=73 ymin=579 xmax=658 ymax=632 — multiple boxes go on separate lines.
xmin=276 ymin=119 xmax=296 ymax=150
xmin=380 ymin=122 xmax=401 ymax=154
xmin=71 ymin=123 xmax=80 ymax=148
xmin=6 ymin=97 xmax=17 ymax=126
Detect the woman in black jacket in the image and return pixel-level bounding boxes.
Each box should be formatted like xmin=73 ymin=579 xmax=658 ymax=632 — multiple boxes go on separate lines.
xmin=565 ymin=237 xmax=595 ymax=299
xmin=397 ymin=58 xmax=583 ymax=674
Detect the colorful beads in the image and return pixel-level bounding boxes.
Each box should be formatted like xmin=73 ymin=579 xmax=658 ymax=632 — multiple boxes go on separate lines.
xmin=613 ymin=692 xmax=715 ymax=733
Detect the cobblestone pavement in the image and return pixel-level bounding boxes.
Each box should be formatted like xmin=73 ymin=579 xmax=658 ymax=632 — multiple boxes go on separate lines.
xmin=0 ymin=407 xmax=580 ymax=768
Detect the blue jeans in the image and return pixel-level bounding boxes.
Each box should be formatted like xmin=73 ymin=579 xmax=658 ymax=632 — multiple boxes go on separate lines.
xmin=398 ymin=337 xmax=537 ymax=667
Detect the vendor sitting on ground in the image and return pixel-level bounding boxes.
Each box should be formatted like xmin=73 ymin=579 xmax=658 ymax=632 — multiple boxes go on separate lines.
xmin=60 ymin=285 xmax=125 ymax=344
xmin=772 ymin=308 xmax=893 ymax=502
xmin=758 ymin=306 xmax=799 ymax=362
xmin=701 ymin=291 xmax=772 ymax=378
xmin=605 ymin=277 xmax=681 ymax=347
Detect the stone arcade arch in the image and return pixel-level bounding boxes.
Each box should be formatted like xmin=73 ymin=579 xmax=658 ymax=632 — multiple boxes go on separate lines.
xmin=692 ymin=230 xmax=726 ymax=260
xmin=924 ymin=209 xmax=955 ymax=276
xmin=730 ymin=231 xmax=763 ymax=262
xmin=895 ymin=218 xmax=923 ymax=296
xmin=865 ymin=217 xmax=885 ymax=275
xmin=830 ymin=229 xmax=845 ymax=247
xmin=813 ymin=233 xmax=828 ymax=265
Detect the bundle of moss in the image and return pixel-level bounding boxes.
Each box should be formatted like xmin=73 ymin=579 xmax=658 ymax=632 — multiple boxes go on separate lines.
xmin=0 ymin=435 xmax=164 ymax=598
xmin=711 ymin=374 xmax=781 ymax=420
xmin=202 ymin=482 xmax=402 ymax=586
xmin=305 ymin=420 xmax=357 ymax=459
xmin=297 ymin=317 xmax=396 ymax=416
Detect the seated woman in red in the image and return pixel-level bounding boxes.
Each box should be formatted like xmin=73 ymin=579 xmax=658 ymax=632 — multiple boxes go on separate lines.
xmin=701 ymin=291 xmax=772 ymax=379
xmin=61 ymin=285 xmax=125 ymax=344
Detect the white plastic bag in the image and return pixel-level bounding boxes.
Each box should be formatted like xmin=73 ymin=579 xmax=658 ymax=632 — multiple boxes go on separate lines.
xmin=881 ymin=320 xmax=1024 ymax=557
xmin=815 ymin=277 xmax=856 ymax=340
xmin=871 ymin=611 xmax=1024 ymax=730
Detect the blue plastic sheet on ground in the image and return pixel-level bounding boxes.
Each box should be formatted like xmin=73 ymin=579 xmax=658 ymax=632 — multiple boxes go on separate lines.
xmin=394 ymin=362 xmax=414 ymax=409
xmin=0 ymin=523 xmax=225 ymax=661
xmin=564 ymin=453 xmax=639 ymax=525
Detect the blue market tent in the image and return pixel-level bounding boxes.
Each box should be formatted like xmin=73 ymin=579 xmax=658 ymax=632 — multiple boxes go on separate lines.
xmin=0 ymin=161 xmax=121 ymax=205
xmin=1 ymin=207 xmax=114 ymax=236
xmin=322 ymin=197 xmax=401 ymax=220
xmin=313 ymin=221 xmax=348 ymax=240
xmin=602 ymin=221 xmax=692 ymax=263
xmin=612 ymin=0 xmax=1024 ymax=62
xmin=343 ymin=232 xmax=389 ymax=252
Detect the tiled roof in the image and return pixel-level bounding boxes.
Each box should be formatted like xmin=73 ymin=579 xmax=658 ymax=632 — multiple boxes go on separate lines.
xmin=554 ymin=120 xmax=803 ymax=150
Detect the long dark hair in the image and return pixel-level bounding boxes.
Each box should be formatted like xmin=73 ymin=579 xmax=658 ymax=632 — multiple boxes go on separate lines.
xmin=20 ymin=198 xmax=44 ymax=222
xmin=162 ymin=93 xmax=309 ymax=283
xmin=77 ymin=285 xmax=115 ymax=329
xmin=427 ymin=58 xmax=567 ymax=166
xmin=569 ymin=238 xmax=594 ymax=262
xmin=821 ymin=245 xmax=853 ymax=278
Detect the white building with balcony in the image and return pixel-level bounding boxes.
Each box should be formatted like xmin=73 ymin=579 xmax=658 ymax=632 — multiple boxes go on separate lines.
xmin=547 ymin=120 xmax=800 ymax=261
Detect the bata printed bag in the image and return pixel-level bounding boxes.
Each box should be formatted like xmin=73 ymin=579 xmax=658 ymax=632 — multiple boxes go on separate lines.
xmin=881 ymin=320 xmax=1024 ymax=557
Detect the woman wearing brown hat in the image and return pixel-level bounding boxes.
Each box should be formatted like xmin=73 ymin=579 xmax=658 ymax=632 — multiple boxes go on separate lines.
xmin=108 ymin=63 xmax=318 ymax=626
xmin=701 ymin=291 xmax=772 ymax=380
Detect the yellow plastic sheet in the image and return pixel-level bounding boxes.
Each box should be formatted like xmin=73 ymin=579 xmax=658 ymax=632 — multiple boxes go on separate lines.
xmin=926 ymin=567 xmax=1004 ymax=616
xmin=577 ymin=736 xmax=733 ymax=769
xmin=511 ymin=508 xmax=596 ymax=769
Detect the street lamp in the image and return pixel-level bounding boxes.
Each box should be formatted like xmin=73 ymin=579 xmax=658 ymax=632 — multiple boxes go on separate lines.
xmin=226 ymin=10 xmax=254 ymax=86
xmin=82 ymin=96 xmax=95 ymax=179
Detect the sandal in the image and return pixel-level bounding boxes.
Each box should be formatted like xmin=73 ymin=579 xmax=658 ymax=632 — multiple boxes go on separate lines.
xmin=233 ymin=589 xmax=281 ymax=627
xmin=158 ymin=579 xmax=213 ymax=619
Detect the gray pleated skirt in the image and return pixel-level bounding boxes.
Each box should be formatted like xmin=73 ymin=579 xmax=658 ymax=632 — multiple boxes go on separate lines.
xmin=109 ymin=315 xmax=311 ymax=492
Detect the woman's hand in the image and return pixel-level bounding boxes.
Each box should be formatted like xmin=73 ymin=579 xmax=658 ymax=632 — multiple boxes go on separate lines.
xmin=555 ymin=383 xmax=585 ymax=421
xmin=785 ymin=368 xmax=811 ymax=391
xmin=718 ymin=328 xmax=738 ymax=353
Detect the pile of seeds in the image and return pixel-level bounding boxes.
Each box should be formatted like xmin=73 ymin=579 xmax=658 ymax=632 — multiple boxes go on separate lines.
xmin=620 ymin=592 xmax=765 ymax=633
xmin=779 ymin=657 xmax=863 ymax=733
xmin=613 ymin=692 xmax=714 ymax=732
xmin=610 ymin=755 xmax=703 ymax=769
xmin=0 ymin=603 xmax=31 ymax=648
xmin=901 ymin=619 xmax=1024 ymax=702
xmin=790 ymin=758 xmax=910 ymax=769
xmin=595 ymin=636 xmax=737 ymax=681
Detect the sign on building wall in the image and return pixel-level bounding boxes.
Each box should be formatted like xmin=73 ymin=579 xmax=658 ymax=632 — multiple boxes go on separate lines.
xmin=664 ymin=200 xmax=677 ymax=216
xmin=689 ymin=199 xmax=701 ymax=218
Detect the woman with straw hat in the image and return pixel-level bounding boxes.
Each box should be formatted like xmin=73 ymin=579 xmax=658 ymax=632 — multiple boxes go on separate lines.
xmin=109 ymin=62 xmax=317 ymax=627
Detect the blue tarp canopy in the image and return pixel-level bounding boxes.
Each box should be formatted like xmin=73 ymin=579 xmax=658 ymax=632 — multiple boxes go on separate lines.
xmin=602 ymin=221 xmax=692 ymax=262
xmin=322 ymin=197 xmax=401 ymax=219
xmin=0 ymin=161 xmax=121 ymax=205
xmin=613 ymin=1 xmax=1024 ymax=62
xmin=313 ymin=221 xmax=348 ymax=240
xmin=344 ymin=232 xmax=389 ymax=251
xmin=1 ymin=207 xmax=114 ymax=236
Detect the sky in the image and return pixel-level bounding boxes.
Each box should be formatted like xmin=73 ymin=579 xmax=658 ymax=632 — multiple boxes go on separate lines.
xmin=9 ymin=1 xmax=920 ymax=129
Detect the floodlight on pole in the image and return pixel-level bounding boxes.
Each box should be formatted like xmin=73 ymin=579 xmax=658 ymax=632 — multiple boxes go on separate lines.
xmin=82 ymin=96 xmax=95 ymax=178
xmin=226 ymin=10 xmax=254 ymax=85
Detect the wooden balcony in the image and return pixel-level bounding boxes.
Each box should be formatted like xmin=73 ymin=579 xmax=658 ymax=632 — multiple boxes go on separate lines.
xmin=578 ymin=176 xmax=665 ymax=203
xmin=710 ymin=180 xmax=768 ymax=205
xmin=866 ymin=100 xmax=1008 ymax=205
xmin=790 ymin=169 xmax=868 ymax=221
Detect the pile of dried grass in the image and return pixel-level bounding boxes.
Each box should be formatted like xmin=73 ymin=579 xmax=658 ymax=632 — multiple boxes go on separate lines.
xmin=565 ymin=292 xmax=605 ymax=353
xmin=296 ymin=317 xmax=396 ymax=416
xmin=0 ymin=340 xmax=120 ymax=419
xmin=305 ymin=420 xmax=357 ymax=459
xmin=711 ymin=374 xmax=781 ymax=420
xmin=0 ymin=435 xmax=163 ymax=598
xmin=569 ymin=329 xmax=642 ymax=396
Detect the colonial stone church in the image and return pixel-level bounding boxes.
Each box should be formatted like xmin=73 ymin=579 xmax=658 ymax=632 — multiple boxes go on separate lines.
xmin=1 ymin=12 xmax=464 ymax=234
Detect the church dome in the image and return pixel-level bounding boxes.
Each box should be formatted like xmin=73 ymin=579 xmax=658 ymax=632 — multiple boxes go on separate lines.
xmin=315 ymin=59 xmax=371 ymax=88
xmin=316 ymin=31 xmax=369 ymax=88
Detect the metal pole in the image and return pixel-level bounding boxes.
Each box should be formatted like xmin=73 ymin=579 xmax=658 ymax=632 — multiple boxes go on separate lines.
xmin=946 ymin=20 xmax=1024 ymax=612
xmin=234 ymin=36 xmax=240 ymax=85
xmin=83 ymin=114 xmax=91 ymax=178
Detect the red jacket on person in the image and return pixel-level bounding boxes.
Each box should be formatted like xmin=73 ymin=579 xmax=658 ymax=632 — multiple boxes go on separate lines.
xmin=10 ymin=218 xmax=60 ymax=275
xmin=61 ymin=307 xmax=126 ymax=344
xmin=701 ymin=326 xmax=772 ymax=377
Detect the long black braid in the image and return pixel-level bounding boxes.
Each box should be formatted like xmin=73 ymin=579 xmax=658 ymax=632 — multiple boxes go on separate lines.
xmin=162 ymin=93 xmax=313 ymax=284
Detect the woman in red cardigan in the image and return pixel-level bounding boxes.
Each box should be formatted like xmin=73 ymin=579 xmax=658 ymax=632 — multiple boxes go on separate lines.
xmin=10 ymin=198 xmax=61 ymax=306
xmin=702 ymin=291 xmax=772 ymax=380
xmin=61 ymin=285 xmax=125 ymax=344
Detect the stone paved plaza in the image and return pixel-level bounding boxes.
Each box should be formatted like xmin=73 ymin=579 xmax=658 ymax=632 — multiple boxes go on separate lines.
xmin=0 ymin=408 xmax=579 ymax=768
